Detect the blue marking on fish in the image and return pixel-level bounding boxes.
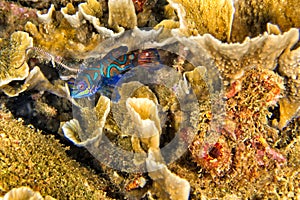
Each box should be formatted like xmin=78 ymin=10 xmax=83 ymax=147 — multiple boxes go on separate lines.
xmin=68 ymin=46 xmax=161 ymax=99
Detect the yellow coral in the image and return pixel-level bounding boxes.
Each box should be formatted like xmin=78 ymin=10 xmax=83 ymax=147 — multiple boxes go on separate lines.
xmin=108 ymin=0 xmax=137 ymax=31
xmin=231 ymin=0 xmax=300 ymax=42
xmin=0 ymin=31 xmax=32 ymax=87
xmin=25 ymin=2 xmax=102 ymax=59
xmin=168 ymin=0 xmax=235 ymax=41
xmin=80 ymin=0 xmax=103 ymax=18
xmin=1 ymin=187 xmax=44 ymax=200
xmin=278 ymin=98 xmax=300 ymax=130
xmin=25 ymin=20 xmax=100 ymax=59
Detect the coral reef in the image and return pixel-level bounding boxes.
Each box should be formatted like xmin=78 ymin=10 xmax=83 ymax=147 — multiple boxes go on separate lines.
xmin=146 ymin=148 xmax=190 ymax=200
xmin=0 ymin=0 xmax=300 ymax=199
xmin=24 ymin=5 xmax=102 ymax=60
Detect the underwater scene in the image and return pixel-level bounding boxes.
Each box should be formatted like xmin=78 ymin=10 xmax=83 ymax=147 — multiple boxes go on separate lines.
xmin=0 ymin=0 xmax=300 ymax=199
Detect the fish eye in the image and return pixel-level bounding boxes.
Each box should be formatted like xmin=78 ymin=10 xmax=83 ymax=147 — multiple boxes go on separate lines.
xmin=77 ymin=81 xmax=86 ymax=90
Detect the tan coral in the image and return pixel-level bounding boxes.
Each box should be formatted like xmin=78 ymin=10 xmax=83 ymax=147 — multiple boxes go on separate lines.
xmin=0 ymin=83 xmax=29 ymax=97
xmin=78 ymin=0 xmax=124 ymax=38
xmin=24 ymin=66 xmax=69 ymax=99
xmin=79 ymin=0 xmax=103 ymax=19
xmin=231 ymin=0 xmax=300 ymax=42
xmin=277 ymin=98 xmax=300 ymax=130
xmin=278 ymin=41 xmax=300 ymax=101
xmin=126 ymin=97 xmax=161 ymax=165
xmin=61 ymin=3 xmax=82 ymax=28
xmin=277 ymin=37 xmax=300 ymax=129
xmin=126 ymin=97 xmax=161 ymax=154
xmin=108 ymin=0 xmax=137 ymax=31
xmin=26 ymin=0 xmax=139 ymax=60
xmin=24 ymin=4 xmax=101 ymax=60
xmin=126 ymin=97 xmax=161 ymax=141
xmin=1 ymin=187 xmax=44 ymax=200
xmin=63 ymin=95 xmax=110 ymax=147
xmin=111 ymin=81 xmax=159 ymax=136
xmin=168 ymin=0 xmax=235 ymax=41
xmin=174 ymin=27 xmax=299 ymax=79
xmin=146 ymin=148 xmax=190 ymax=200
xmin=0 ymin=31 xmax=32 ymax=87
xmin=37 ymin=4 xmax=55 ymax=24
xmin=184 ymin=66 xmax=210 ymax=100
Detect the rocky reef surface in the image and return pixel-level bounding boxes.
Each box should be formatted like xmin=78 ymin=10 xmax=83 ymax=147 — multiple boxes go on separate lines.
xmin=0 ymin=0 xmax=299 ymax=199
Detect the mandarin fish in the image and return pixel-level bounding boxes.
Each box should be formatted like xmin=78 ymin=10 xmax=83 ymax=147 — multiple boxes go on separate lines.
xmin=68 ymin=46 xmax=161 ymax=99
